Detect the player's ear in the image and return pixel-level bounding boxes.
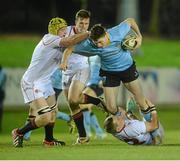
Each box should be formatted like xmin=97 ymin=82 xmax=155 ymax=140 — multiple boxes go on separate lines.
xmin=116 ymin=126 xmax=121 ymax=132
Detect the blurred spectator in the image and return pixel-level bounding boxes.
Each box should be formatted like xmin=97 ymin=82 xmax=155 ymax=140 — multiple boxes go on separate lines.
xmin=0 ymin=65 xmax=7 ymax=132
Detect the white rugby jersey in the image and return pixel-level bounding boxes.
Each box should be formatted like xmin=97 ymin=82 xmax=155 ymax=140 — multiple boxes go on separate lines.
xmin=113 ymin=119 xmax=153 ymax=145
xmin=64 ymin=26 xmax=89 ymax=73
xmin=22 ymin=34 xmax=63 ymax=83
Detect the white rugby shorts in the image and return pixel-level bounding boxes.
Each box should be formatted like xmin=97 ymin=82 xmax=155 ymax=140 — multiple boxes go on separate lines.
xmin=62 ymin=67 xmax=90 ymax=89
xmin=21 ymin=79 xmax=55 ymax=104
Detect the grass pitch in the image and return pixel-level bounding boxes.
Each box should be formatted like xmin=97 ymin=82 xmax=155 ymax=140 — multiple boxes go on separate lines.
xmin=0 ymin=35 xmax=180 ymax=68
xmin=1 ymin=106 xmax=180 ymax=160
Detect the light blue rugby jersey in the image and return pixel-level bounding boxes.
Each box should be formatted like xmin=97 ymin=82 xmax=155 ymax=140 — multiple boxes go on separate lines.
xmin=50 ymin=68 xmax=62 ymax=90
xmin=74 ymin=22 xmax=133 ymax=71
xmin=87 ymin=56 xmax=102 ymax=86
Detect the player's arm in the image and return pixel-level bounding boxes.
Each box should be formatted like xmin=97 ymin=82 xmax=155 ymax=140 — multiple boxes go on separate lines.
xmin=124 ymin=18 xmax=142 ymax=49
xmin=145 ymin=110 xmax=159 ymax=132
xmin=60 ymin=32 xmax=89 ymax=47
xmin=60 ymin=47 xmax=74 ymax=71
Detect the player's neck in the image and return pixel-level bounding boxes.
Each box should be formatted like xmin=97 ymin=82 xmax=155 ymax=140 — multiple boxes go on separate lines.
xmin=105 ymin=33 xmax=110 ymax=47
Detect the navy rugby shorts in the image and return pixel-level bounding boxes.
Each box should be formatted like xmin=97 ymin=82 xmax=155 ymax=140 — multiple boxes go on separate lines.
xmin=99 ymin=62 xmax=139 ymax=87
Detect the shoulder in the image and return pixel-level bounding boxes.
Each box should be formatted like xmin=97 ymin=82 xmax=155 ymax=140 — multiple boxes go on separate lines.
xmin=108 ymin=22 xmax=131 ymax=41
xmin=42 ymin=34 xmax=61 ymax=46
xmin=66 ymin=26 xmax=75 ymax=36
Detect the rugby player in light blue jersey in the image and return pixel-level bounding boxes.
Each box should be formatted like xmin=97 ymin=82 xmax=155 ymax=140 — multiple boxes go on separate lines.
xmin=60 ymin=18 xmax=158 ymax=129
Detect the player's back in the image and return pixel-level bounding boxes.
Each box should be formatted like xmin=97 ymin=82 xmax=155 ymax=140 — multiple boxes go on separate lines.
xmin=113 ymin=119 xmax=153 ymax=145
xmin=73 ymin=22 xmax=135 ymax=72
xmin=23 ymin=34 xmax=63 ymax=83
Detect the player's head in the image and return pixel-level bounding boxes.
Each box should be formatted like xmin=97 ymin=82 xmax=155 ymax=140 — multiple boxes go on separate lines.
xmin=75 ymin=9 xmax=91 ymax=33
xmin=104 ymin=116 xmax=117 ymax=133
xmin=90 ymin=24 xmax=109 ymax=48
xmin=104 ymin=115 xmax=124 ymax=133
xmin=48 ymin=17 xmax=67 ymax=36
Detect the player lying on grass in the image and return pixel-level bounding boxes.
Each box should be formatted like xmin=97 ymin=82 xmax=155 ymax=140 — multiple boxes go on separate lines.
xmin=104 ymin=98 xmax=164 ymax=145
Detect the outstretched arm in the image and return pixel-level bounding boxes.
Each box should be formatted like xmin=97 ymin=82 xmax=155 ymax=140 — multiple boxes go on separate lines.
xmin=60 ymin=47 xmax=74 ymax=71
xmin=60 ymin=32 xmax=89 ymax=47
xmin=145 ymin=110 xmax=159 ymax=132
xmin=124 ymin=18 xmax=142 ymax=49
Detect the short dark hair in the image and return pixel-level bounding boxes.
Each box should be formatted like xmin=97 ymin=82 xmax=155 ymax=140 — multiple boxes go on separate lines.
xmin=90 ymin=24 xmax=106 ymax=41
xmin=75 ymin=9 xmax=91 ymax=20
xmin=104 ymin=116 xmax=117 ymax=133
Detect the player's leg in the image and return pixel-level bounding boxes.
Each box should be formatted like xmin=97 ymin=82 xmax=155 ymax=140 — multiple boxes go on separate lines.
xmin=43 ymin=95 xmax=65 ymax=147
xmin=12 ymin=81 xmax=61 ymax=147
xmin=90 ymin=110 xmax=107 ymax=139
xmin=123 ymin=79 xmax=155 ymax=120
xmin=81 ymin=106 xmax=92 ymax=137
xmin=124 ymin=80 xmax=162 ymax=143
xmin=12 ymin=97 xmax=53 ymax=147
xmin=103 ymin=86 xmax=120 ymax=115
xmin=23 ymin=117 xmax=36 ymax=141
xmin=63 ymin=68 xmax=90 ymax=144
xmin=82 ymin=81 xmax=106 ymax=139
xmin=68 ymin=79 xmax=89 ymax=143
xmin=125 ymin=97 xmax=140 ymax=120
xmin=152 ymin=122 xmax=164 ymax=145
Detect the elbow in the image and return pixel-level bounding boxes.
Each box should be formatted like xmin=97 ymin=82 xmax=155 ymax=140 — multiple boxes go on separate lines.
xmin=61 ymin=41 xmax=73 ymax=48
xmin=126 ymin=18 xmax=135 ymax=23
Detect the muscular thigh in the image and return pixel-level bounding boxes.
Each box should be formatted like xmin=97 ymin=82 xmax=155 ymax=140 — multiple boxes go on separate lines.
xmin=62 ymin=68 xmax=90 ymax=90
xmin=29 ymin=95 xmax=56 ymax=115
xmin=68 ymin=80 xmax=86 ymax=101
xmin=123 ymin=79 xmax=144 ymax=97
xmin=103 ymin=86 xmax=119 ymax=109
xmin=46 ymin=95 xmax=56 ymax=107
xmin=29 ymin=97 xmax=49 ymax=112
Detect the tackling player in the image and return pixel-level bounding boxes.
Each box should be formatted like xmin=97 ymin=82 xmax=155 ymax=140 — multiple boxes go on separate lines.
xmin=61 ymin=9 xmax=91 ymax=144
xmin=104 ymin=98 xmax=164 ymax=145
xmin=12 ymin=17 xmax=89 ymax=147
xmin=23 ymin=68 xmax=76 ymax=141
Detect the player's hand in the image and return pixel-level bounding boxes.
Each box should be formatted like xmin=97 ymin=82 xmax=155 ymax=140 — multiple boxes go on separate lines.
xmin=134 ymin=36 xmax=142 ymax=49
xmin=60 ymin=63 xmax=68 ymax=71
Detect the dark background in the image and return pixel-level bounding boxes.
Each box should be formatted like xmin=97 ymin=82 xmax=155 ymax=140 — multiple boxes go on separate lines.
xmin=0 ymin=0 xmax=180 ymax=37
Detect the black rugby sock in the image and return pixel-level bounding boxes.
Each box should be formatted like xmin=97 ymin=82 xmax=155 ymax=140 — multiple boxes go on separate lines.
xmin=44 ymin=123 xmax=54 ymax=141
xmin=72 ymin=111 xmax=86 ymax=137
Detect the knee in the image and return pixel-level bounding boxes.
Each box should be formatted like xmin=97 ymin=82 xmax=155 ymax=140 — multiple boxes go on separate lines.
xmin=38 ymin=113 xmax=51 ymax=125
xmin=106 ymin=103 xmax=117 ymax=114
xmin=68 ymin=97 xmax=79 ymax=107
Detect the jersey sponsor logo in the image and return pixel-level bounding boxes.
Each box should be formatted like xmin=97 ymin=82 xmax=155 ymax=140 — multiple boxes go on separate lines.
xmin=134 ymin=71 xmax=139 ymax=77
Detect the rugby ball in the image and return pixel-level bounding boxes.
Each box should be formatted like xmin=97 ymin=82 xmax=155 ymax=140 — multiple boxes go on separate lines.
xmin=121 ymin=29 xmax=137 ymax=50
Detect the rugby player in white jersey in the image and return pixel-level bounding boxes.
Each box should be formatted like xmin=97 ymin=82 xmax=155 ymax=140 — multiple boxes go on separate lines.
xmin=11 ymin=17 xmax=89 ymax=148
xmin=61 ymin=9 xmax=91 ymax=144
xmin=104 ymin=98 xmax=164 ymax=145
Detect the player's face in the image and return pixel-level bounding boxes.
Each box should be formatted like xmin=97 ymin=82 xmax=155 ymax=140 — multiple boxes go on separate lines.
xmin=92 ymin=33 xmax=110 ymax=48
xmin=75 ymin=17 xmax=90 ymax=33
xmin=113 ymin=115 xmax=125 ymax=132
xmin=58 ymin=27 xmax=67 ymax=38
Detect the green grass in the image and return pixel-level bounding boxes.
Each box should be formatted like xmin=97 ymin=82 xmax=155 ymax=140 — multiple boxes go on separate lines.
xmin=1 ymin=106 xmax=180 ymax=160
xmin=134 ymin=37 xmax=180 ymax=67
xmin=0 ymin=34 xmax=180 ymax=67
xmin=0 ymin=35 xmax=40 ymax=68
